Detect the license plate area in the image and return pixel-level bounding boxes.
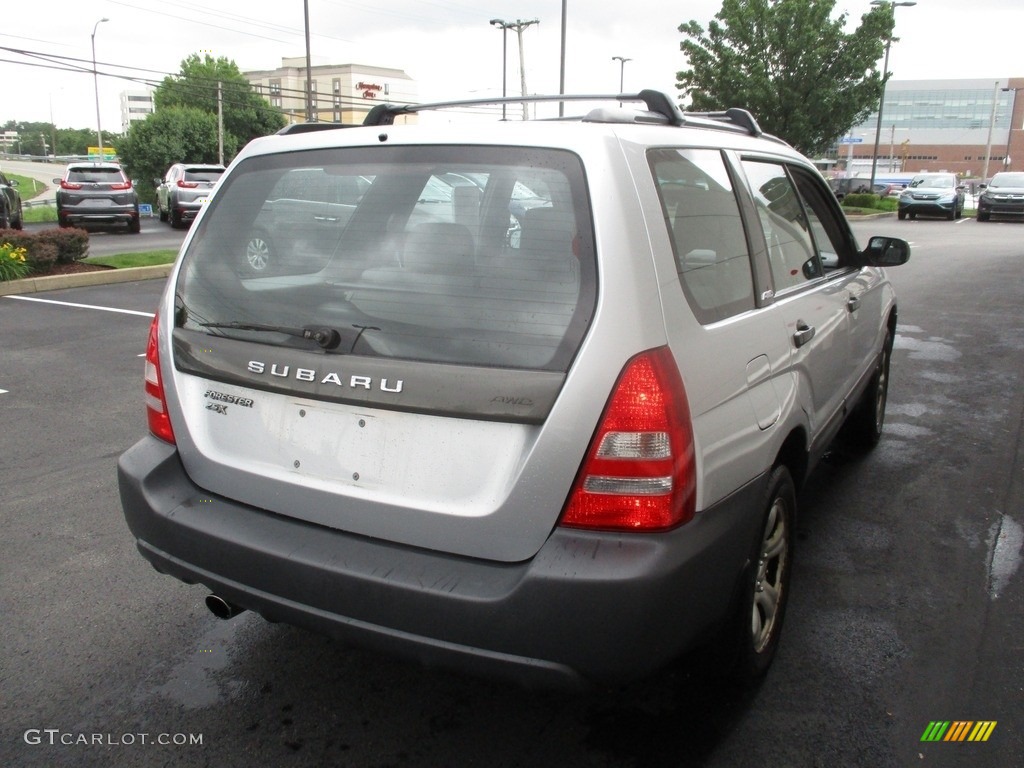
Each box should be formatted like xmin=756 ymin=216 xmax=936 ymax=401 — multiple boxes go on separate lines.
xmin=281 ymin=403 xmax=385 ymax=485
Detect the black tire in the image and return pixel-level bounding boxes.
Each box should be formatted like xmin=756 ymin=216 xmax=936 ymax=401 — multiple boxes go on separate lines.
xmin=128 ymin=217 xmax=141 ymax=234
xmin=977 ymin=210 xmax=990 ymax=222
xmin=0 ymin=204 xmax=9 ymax=230
xmin=242 ymin=232 xmax=273 ymax=274
xmin=729 ymin=465 xmax=795 ymax=685
xmin=159 ymin=204 xmax=168 ymax=223
xmin=170 ymin=208 xmax=183 ymax=229
xmin=12 ymin=202 xmax=24 ymax=230
xmin=843 ymin=327 xmax=893 ymax=449
xmin=897 ymin=210 xmax=907 ymax=220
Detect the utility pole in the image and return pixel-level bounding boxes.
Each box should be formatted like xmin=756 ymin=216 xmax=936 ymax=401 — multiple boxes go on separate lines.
xmin=304 ymin=0 xmax=314 ymax=122
xmin=217 ymin=81 xmax=224 ymax=165
xmin=509 ymin=19 xmax=539 ymax=120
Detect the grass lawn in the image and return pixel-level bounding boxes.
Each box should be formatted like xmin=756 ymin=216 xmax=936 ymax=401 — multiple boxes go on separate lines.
xmin=84 ymin=251 xmax=178 ymax=269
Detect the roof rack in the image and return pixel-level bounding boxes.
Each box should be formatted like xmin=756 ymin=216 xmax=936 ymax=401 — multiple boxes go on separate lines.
xmin=278 ymin=90 xmax=767 ymax=139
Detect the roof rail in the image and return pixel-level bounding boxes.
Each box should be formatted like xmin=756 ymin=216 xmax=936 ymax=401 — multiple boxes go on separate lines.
xmin=276 ymin=122 xmax=356 ymax=136
xmin=274 ymin=90 xmax=767 ymax=140
xmin=683 ymin=108 xmax=763 ymax=138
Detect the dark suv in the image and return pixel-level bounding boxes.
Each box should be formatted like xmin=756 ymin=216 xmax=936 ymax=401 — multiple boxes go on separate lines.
xmin=119 ymin=90 xmax=910 ymax=688
xmin=0 ymin=170 xmax=23 ymax=230
xmin=53 ymin=163 xmax=141 ymax=233
xmin=155 ymin=163 xmax=225 ymax=228
xmin=976 ymin=172 xmax=1024 ymax=221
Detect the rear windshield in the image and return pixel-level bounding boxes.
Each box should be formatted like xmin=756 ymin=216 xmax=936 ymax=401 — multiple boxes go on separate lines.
xmin=183 ymin=168 xmax=224 ymax=183
xmin=66 ymin=167 xmax=126 ymax=183
xmin=175 ymin=145 xmax=595 ymax=372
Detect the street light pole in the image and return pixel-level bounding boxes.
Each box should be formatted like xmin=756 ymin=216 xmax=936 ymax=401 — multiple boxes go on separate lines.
xmin=490 ymin=19 xmax=510 ymax=120
xmin=1002 ymin=86 xmax=1020 ymax=171
xmin=91 ymin=17 xmax=109 ymax=160
xmin=982 ymin=80 xmax=999 ymax=182
xmin=868 ymin=1 xmax=915 ymax=189
xmin=612 ymin=56 xmax=631 ymax=93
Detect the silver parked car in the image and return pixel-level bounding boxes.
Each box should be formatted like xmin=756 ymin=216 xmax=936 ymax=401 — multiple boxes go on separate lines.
xmin=897 ymin=172 xmax=965 ymax=220
xmin=119 ymin=90 xmax=909 ymax=688
xmin=155 ymin=163 xmax=224 ymax=228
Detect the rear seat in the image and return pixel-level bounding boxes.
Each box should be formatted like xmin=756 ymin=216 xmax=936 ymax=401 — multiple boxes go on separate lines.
xmin=351 ymin=213 xmax=580 ymax=338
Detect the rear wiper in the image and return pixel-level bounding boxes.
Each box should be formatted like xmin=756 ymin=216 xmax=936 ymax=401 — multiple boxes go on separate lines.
xmin=201 ymin=321 xmax=342 ymax=350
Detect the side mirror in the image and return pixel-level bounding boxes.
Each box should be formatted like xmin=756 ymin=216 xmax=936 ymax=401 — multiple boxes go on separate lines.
xmin=858 ymin=236 xmax=910 ymax=268
xmin=52 ymin=178 xmax=62 ymax=184
xmin=956 ymin=184 xmax=966 ymax=191
xmin=9 ymin=179 xmax=18 ymax=187
xmin=979 ymin=183 xmax=988 ymax=191
xmin=153 ymin=178 xmax=162 ymax=187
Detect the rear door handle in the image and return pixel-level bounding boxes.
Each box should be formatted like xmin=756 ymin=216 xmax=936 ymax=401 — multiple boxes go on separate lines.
xmin=793 ymin=321 xmax=816 ymax=348
xmin=847 ymin=296 xmax=861 ymax=313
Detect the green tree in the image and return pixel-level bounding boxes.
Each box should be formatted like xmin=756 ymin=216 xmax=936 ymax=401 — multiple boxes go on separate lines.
xmin=677 ymin=0 xmax=893 ymax=155
xmin=116 ymin=107 xmax=236 ymax=203
xmin=155 ymin=53 xmax=285 ymax=150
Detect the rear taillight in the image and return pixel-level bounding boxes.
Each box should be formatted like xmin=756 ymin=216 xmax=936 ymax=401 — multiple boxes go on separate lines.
xmin=144 ymin=317 xmax=175 ymax=444
xmin=177 ymin=179 xmax=199 ymax=188
xmin=561 ymin=347 xmax=696 ymax=531
xmin=111 ymin=181 xmax=132 ymax=190
xmin=60 ymin=180 xmax=82 ymax=190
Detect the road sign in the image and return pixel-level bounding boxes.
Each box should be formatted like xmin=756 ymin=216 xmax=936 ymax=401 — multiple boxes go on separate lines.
xmin=838 ymin=137 xmax=864 ymax=144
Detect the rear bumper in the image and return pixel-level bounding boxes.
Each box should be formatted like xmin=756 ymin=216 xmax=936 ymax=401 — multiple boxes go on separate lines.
xmin=118 ymin=436 xmax=765 ymax=688
xmin=58 ymin=207 xmax=138 ymax=225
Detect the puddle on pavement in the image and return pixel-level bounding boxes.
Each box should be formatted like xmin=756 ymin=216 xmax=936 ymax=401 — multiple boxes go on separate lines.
xmin=135 ymin=610 xmax=254 ymax=710
xmin=988 ymin=513 xmax=1023 ymax=600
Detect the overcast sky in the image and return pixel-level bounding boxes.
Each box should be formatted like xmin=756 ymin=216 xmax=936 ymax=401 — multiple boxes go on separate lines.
xmin=2 ymin=0 xmax=1022 ymax=133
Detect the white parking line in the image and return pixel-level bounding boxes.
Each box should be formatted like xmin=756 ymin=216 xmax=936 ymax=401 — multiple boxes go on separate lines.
xmin=3 ymin=295 xmax=154 ymax=318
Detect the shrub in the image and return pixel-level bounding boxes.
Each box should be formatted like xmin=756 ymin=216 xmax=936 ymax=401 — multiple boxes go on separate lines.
xmin=843 ymin=193 xmax=879 ymax=209
xmin=0 ymin=241 xmax=32 ymax=281
xmin=0 ymin=228 xmax=89 ymax=267
xmin=26 ymin=242 xmax=59 ymax=273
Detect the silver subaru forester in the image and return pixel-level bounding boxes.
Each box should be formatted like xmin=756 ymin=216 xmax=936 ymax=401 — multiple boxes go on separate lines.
xmin=119 ymin=90 xmax=909 ymax=688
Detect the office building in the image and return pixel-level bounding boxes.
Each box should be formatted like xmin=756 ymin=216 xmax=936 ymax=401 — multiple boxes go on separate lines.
xmin=832 ymin=77 xmax=1024 ymax=180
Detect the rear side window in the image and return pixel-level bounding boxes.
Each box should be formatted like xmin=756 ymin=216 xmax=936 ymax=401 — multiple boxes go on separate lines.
xmin=649 ymin=148 xmax=754 ymax=324
xmin=176 ymin=146 xmax=595 ymax=372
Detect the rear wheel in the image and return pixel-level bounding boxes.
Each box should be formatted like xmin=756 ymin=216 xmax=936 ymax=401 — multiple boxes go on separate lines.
xmin=128 ymin=217 xmax=141 ymax=234
xmin=729 ymin=465 xmax=795 ymax=685
xmin=843 ymin=327 xmax=893 ymax=449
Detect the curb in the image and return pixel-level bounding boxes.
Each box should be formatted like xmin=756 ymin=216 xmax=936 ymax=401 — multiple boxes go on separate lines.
xmin=0 ymin=264 xmax=173 ymax=297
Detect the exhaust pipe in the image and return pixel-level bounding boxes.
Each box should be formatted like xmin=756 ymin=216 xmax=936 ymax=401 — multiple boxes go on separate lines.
xmin=205 ymin=594 xmax=246 ymax=620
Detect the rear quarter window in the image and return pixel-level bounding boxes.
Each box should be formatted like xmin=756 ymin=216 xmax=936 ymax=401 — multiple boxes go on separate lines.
xmin=649 ymin=148 xmax=755 ymax=324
